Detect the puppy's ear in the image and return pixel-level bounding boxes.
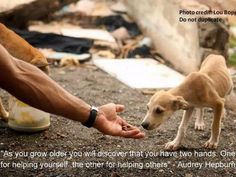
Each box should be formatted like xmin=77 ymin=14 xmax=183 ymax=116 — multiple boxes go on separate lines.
xmin=172 ymin=96 xmax=190 ymax=110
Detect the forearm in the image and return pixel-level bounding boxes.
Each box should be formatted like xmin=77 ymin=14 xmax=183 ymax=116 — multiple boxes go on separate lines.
xmin=0 ymin=45 xmax=90 ymax=123
xmin=0 ymin=45 xmax=145 ymax=139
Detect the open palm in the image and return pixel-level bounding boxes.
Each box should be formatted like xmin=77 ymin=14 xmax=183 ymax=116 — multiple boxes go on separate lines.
xmin=93 ymin=103 xmax=145 ymax=139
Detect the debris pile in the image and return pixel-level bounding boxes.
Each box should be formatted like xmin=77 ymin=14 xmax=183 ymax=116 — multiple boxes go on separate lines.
xmin=0 ymin=0 xmax=234 ymax=88
xmin=3 ymin=0 xmax=156 ymax=67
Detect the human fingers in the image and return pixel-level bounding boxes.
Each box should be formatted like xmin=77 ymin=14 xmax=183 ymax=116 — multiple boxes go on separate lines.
xmin=119 ymin=128 xmax=141 ymax=138
xmin=116 ymin=116 xmax=145 ymax=138
xmin=121 ymin=124 xmax=145 ymax=139
xmin=130 ymin=132 xmax=145 ymax=139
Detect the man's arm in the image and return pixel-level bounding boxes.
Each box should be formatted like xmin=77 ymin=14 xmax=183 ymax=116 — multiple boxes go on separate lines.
xmin=0 ymin=44 xmax=91 ymax=123
xmin=0 ymin=45 xmax=144 ymax=138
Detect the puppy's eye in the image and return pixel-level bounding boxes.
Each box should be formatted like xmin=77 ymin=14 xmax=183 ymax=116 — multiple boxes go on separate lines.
xmin=155 ymin=107 xmax=164 ymax=114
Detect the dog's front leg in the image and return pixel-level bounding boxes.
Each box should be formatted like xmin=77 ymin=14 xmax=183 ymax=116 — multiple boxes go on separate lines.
xmin=204 ymin=101 xmax=224 ymax=149
xmin=195 ymin=108 xmax=205 ymax=131
xmin=165 ymin=107 xmax=194 ymax=151
xmin=0 ymin=98 xmax=9 ymax=120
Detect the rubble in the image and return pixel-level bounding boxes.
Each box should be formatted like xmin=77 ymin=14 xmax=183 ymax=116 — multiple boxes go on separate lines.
xmin=0 ymin=0 xmax=233 ymax=78
xmin=14 ymin=28 xmax=94 ymax=54
xmin=0 ymin=0 xmax=35 ymax=12
xmin=60 ymin=57 xmax=80 ymax=67
xmin=111 ymin=27 xmax=131 ymax=41
xmin=42 ymin=51 xmax=91 ymax=66
xmin=0 ymin=0 xmax=79 ymax=28
xmin=198 ymin=21 xmax=229 ymax=59
xmin=124 ymin=0 xmax=230 ymax=74
xmin=61 ymin=28 xmax=116 ymax=43
xmin=124 ymin=0 xmax=201 ymax=74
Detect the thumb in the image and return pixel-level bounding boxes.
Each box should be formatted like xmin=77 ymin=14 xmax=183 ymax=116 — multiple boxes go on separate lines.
xmin=116 ymin=104 xmax=125 ymax=112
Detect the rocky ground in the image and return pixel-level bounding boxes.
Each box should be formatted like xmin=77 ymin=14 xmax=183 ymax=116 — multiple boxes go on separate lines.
xmin=0 ymin=65 xmax=236 ymax=177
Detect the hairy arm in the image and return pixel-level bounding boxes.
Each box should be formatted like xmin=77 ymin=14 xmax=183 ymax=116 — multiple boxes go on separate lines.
xmin=0 ymin=44 xmax=90 ymax=123
xmin=0 ymin=45 xmax=144 ymax=138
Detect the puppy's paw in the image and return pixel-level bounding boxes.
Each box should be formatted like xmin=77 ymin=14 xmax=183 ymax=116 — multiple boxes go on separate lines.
xmin=165 ymin=140 xmax=180 ymax=151
xmin=204 ymin=139 xmax=218 ymax=149
xmin=194 ymin=122 xmax=205 ymax=131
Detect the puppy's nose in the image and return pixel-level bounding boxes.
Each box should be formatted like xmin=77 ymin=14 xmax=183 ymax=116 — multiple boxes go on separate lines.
xmin=141 ymin=122 xmax=149 ymax=129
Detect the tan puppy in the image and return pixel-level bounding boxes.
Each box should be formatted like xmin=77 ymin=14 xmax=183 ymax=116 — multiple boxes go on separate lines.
xmin=142 ymin=54 xmax=233 ymax=150
xmin=0 ymin=23 xmax=49 ymax=120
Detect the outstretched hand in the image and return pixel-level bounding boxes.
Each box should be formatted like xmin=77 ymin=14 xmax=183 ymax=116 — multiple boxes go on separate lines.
xmin=93 ymin=103 xmax=145 ymax=139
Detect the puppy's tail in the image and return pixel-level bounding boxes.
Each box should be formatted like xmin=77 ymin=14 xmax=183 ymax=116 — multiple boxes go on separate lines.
xmin=225 ymin=91 xmax=236 ymax=112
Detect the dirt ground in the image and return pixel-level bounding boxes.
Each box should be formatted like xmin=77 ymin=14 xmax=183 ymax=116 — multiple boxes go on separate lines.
xmin=0 ymin=64 xmax=236 ymax=177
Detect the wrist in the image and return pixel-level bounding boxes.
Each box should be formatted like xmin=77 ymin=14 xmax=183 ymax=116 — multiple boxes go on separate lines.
xmin=92 ymin=111 xmax=105 ymax=131
xmin=82 ymin=106 xmax=99 ymax=128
